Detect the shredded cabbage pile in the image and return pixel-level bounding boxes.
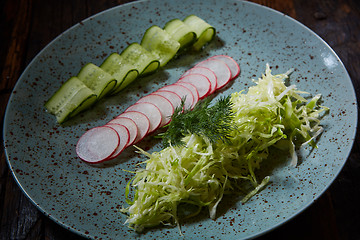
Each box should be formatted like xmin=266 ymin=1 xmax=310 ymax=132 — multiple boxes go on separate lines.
xmin=121 ymin=64 xmax=329 ymax=232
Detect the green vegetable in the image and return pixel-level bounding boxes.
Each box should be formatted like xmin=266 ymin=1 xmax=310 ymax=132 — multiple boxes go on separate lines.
xmin=158 ymin=96 xmax=235 ymax=147
xmin=122 ymin=64 xmax=329 ymax=233
xmin=45 ymin=15 xmax=215 ymax=124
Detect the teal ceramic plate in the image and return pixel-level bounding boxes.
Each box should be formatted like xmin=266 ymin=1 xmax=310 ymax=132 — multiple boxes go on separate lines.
xmin=3 ymin=0 xmax=357 ymax=239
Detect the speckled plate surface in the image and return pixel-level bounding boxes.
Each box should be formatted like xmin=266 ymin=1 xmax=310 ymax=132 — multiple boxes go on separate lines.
xmin=3 ymin=0 xmax=357 ymax=239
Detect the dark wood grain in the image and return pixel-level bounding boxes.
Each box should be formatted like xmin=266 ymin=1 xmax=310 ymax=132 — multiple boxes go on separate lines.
xmin=1 ymin=0 xmax=359 ymax=239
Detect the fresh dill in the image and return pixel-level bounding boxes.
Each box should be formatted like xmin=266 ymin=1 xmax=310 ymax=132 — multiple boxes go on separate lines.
xmin=158 ymin=95 xmax=235 ymax=147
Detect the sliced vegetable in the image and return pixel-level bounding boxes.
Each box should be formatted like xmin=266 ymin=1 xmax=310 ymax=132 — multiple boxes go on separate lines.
xmin=118 ymin=111 xmax=150 ymax=143
xmin=47 ymin=15 xmax=216 ymax=124
xmin=163 ymin=18 xmax=197 ymax=50
xmin=175 ymin=81 xmax=199 ymax=107
xmin=125 ymin=102 xmax=162 ymax=133
xmin=183 ymin=15 xmax=216 ymax=51
xmin=120 ymin=43 xmax=160 ymax=76
xmin=141 ymin=26 xmax=181 ymax=67
xmin=77 ymin=63 xmax=117 ymax=99
xmin=136 ymin=94 xmax=175 ymax=127
xmin=44 ymin=76 xmax=97 ymax=123
xmin=76 ymin=126 xmax=119 ymax=163
xmin=209 ymin=55 xmax=240 ymax=80
xmin=181 ymin=66 xmax=217 ymax=94
xmin=106 ymin=124 xmax=130 ymax=159
xmin=178 ymin=73 xmax=211 ymax=99
xmin=100 ymin=53 xmax=139 ymax=94
xmin=76 ymin=55 xmax=238 ymax=164
xmin=195 ymin=59 xmax=231 ymax=90
xmin=154 ymin=90 xmax=182 ymax=110
xmin=107 ymin=117 xmax=138 ymax=147
xmin=157 ymin=84 xmax=194 ymax=110
xmin=121 ymin=64 xmax=329 ymax=233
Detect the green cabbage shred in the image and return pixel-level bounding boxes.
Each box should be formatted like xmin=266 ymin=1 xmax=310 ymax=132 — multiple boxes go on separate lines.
xmin=121 ymin=64 xmax=329 ymax=233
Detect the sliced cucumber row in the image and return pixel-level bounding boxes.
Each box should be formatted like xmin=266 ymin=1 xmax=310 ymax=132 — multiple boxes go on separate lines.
xmin=44 ymin=77 xmax=97 ymax=123
xmin=45 ymin=15 xmax=215 ymax=124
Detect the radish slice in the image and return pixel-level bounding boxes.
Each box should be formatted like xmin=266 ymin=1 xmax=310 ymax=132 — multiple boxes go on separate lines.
xmin=178 ymin=73 xmax=211 ymax=99
xmin=195 ymin=59 xmax=231 ymax=90
xmin=209 ymin=55 xmax=240 ymax=79
xmin=154 ymin=90 xmax=182 ymax=110
xmin=158 ymin=84 xmax=194 ymax=110
xmin=107 ymin=117 xmax=138 ymax=146
xmin=136 ymin=94 xmax=174 ymax=127
xmin=76 ymin=126 xmax=119 ymax=164
xmin=118 ymin=111 xmax=150 ymax=143
xmin=175 ymin=82 xmax=199 ymax=106
xmin=106 ymin=124 xmax=130 ymax=159
xmin=181 ymin=66 xmax=217 ymax=94
xmin=125 ymin=102 xmax=162 ymax=133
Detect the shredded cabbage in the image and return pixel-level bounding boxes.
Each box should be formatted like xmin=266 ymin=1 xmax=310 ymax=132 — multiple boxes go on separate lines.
xmin=121 ymin=64 xmax=329 ymax=232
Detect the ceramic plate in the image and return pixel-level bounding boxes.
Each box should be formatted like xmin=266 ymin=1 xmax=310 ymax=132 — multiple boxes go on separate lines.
xmin=3 ymin=0 xmax=357 ymax=239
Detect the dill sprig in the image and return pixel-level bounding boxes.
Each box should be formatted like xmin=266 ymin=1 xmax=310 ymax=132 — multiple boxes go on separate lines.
xmin=159 ymin=95 xmax=235 ymax=147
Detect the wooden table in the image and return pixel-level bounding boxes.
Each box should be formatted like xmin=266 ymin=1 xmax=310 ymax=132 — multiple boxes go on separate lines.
xmin=1 ymin=0 xmax=359 ymax=239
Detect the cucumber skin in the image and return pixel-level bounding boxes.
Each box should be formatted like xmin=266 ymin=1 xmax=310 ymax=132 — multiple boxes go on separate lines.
xmin=141 ymin=25 xmax=181 ymax=67
xmin=45 ymin=77 xmax=89 ymax=114
xmin=163 ymin=19 xmax=197 ymax=51
xmin=77 ymin=63 xmax=117 ymax=99
xmin=45 ymin=77 xmax=97 ymax=124
xmin=100 ymin=53 xmax=139 ymax=93
xmin=183 ymin=15 xmax=216 ymax=51
xmin=121 ymin=43 xmax=160 ymax=75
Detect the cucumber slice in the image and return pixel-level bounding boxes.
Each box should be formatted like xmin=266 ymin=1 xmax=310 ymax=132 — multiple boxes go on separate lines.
xmin=141 ymin=25 xmax=181 ymax=67
xmin=68 ymin=92 xmax=97 ymax=119
xmin=45 ymin=76 xmax=97 ymax=123
xmin=100 ymin=53 xmax=139 ymax=94
xmin=120 ymin=43 xmax=160 ymax=76
xmin=77 ymin=63 xmax=117 ymax=99
xmin=183 ymin=15 xmax=216 ymax=51
xmin=163 ymin=19 xmax=196 ymax=50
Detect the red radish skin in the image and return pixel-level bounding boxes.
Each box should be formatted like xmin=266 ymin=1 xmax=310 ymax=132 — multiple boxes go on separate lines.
xmin=154 ymin=90 xmax=182 ymax=110
xmin=175 ymin=82 xmax=199 ymax=107
xmin=178 ymin=73 xmax=211 ymax=99
xmin=107 ymin=117 xmax=138 ymax=146
xmin=118 ymin=111 xmax=150 ymax=143
xmin=209 ymin=55 xmax=240 ymax=80
xmin=195 ymin=58 xmax=231 ymax=90
xmin=181 ymin=66 xmax=217 ymax=94
xmin=106 ymin=124 xmax=130 ymax=159
xmin=125 ymin=102 xmax=162 ymax=133
xmin=157 ymin=84 xmax=194 ymax=110
xmin=136 ymin=94 xmax=174 ymax=127
xmin=76 ymin=126 xmax=120 ymax=164
xmin=76 ymin=55 xmax=240 ymax=162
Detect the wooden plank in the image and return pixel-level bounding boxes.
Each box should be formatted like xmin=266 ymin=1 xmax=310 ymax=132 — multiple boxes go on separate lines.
xmin=248 ymin=0 xmax=297 ymax=18
xmin=0 ymin=0 xmax=33 ymax=92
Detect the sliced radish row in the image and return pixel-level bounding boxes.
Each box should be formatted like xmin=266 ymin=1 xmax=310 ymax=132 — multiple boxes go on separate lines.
xmin=209 ymin=55 xmax=240 ymax=80
xmin=158 ymin=84 xmax=194 ymax=110
xmin=181 ymin=66 xmax=217 ymax=94
xmin=174 ymin=82 xmax=199 ymax=107
xmin=178 ymin=73 xmax=211 ymax=99
xmin=76 ymin=55 xmax=240 ymax=163
xmin=118 ymin=111 xmax=150 ymax=144
xmin=125 ymin=102 xmax=162 ymax=133
xmin=76 ymin=126 xmax=120 ymax=164
xmin=106 ymin=124 xmax=130 ymax=159
xmin=136 ymin=94 xmax=174 ymax=127
xmin=107 ymin=117 xmax=138 ymax=147
xmin=195 ymin=58 xmax=231 ymax=90
xmin=154 ymin=90 xmax=182 ymax=110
